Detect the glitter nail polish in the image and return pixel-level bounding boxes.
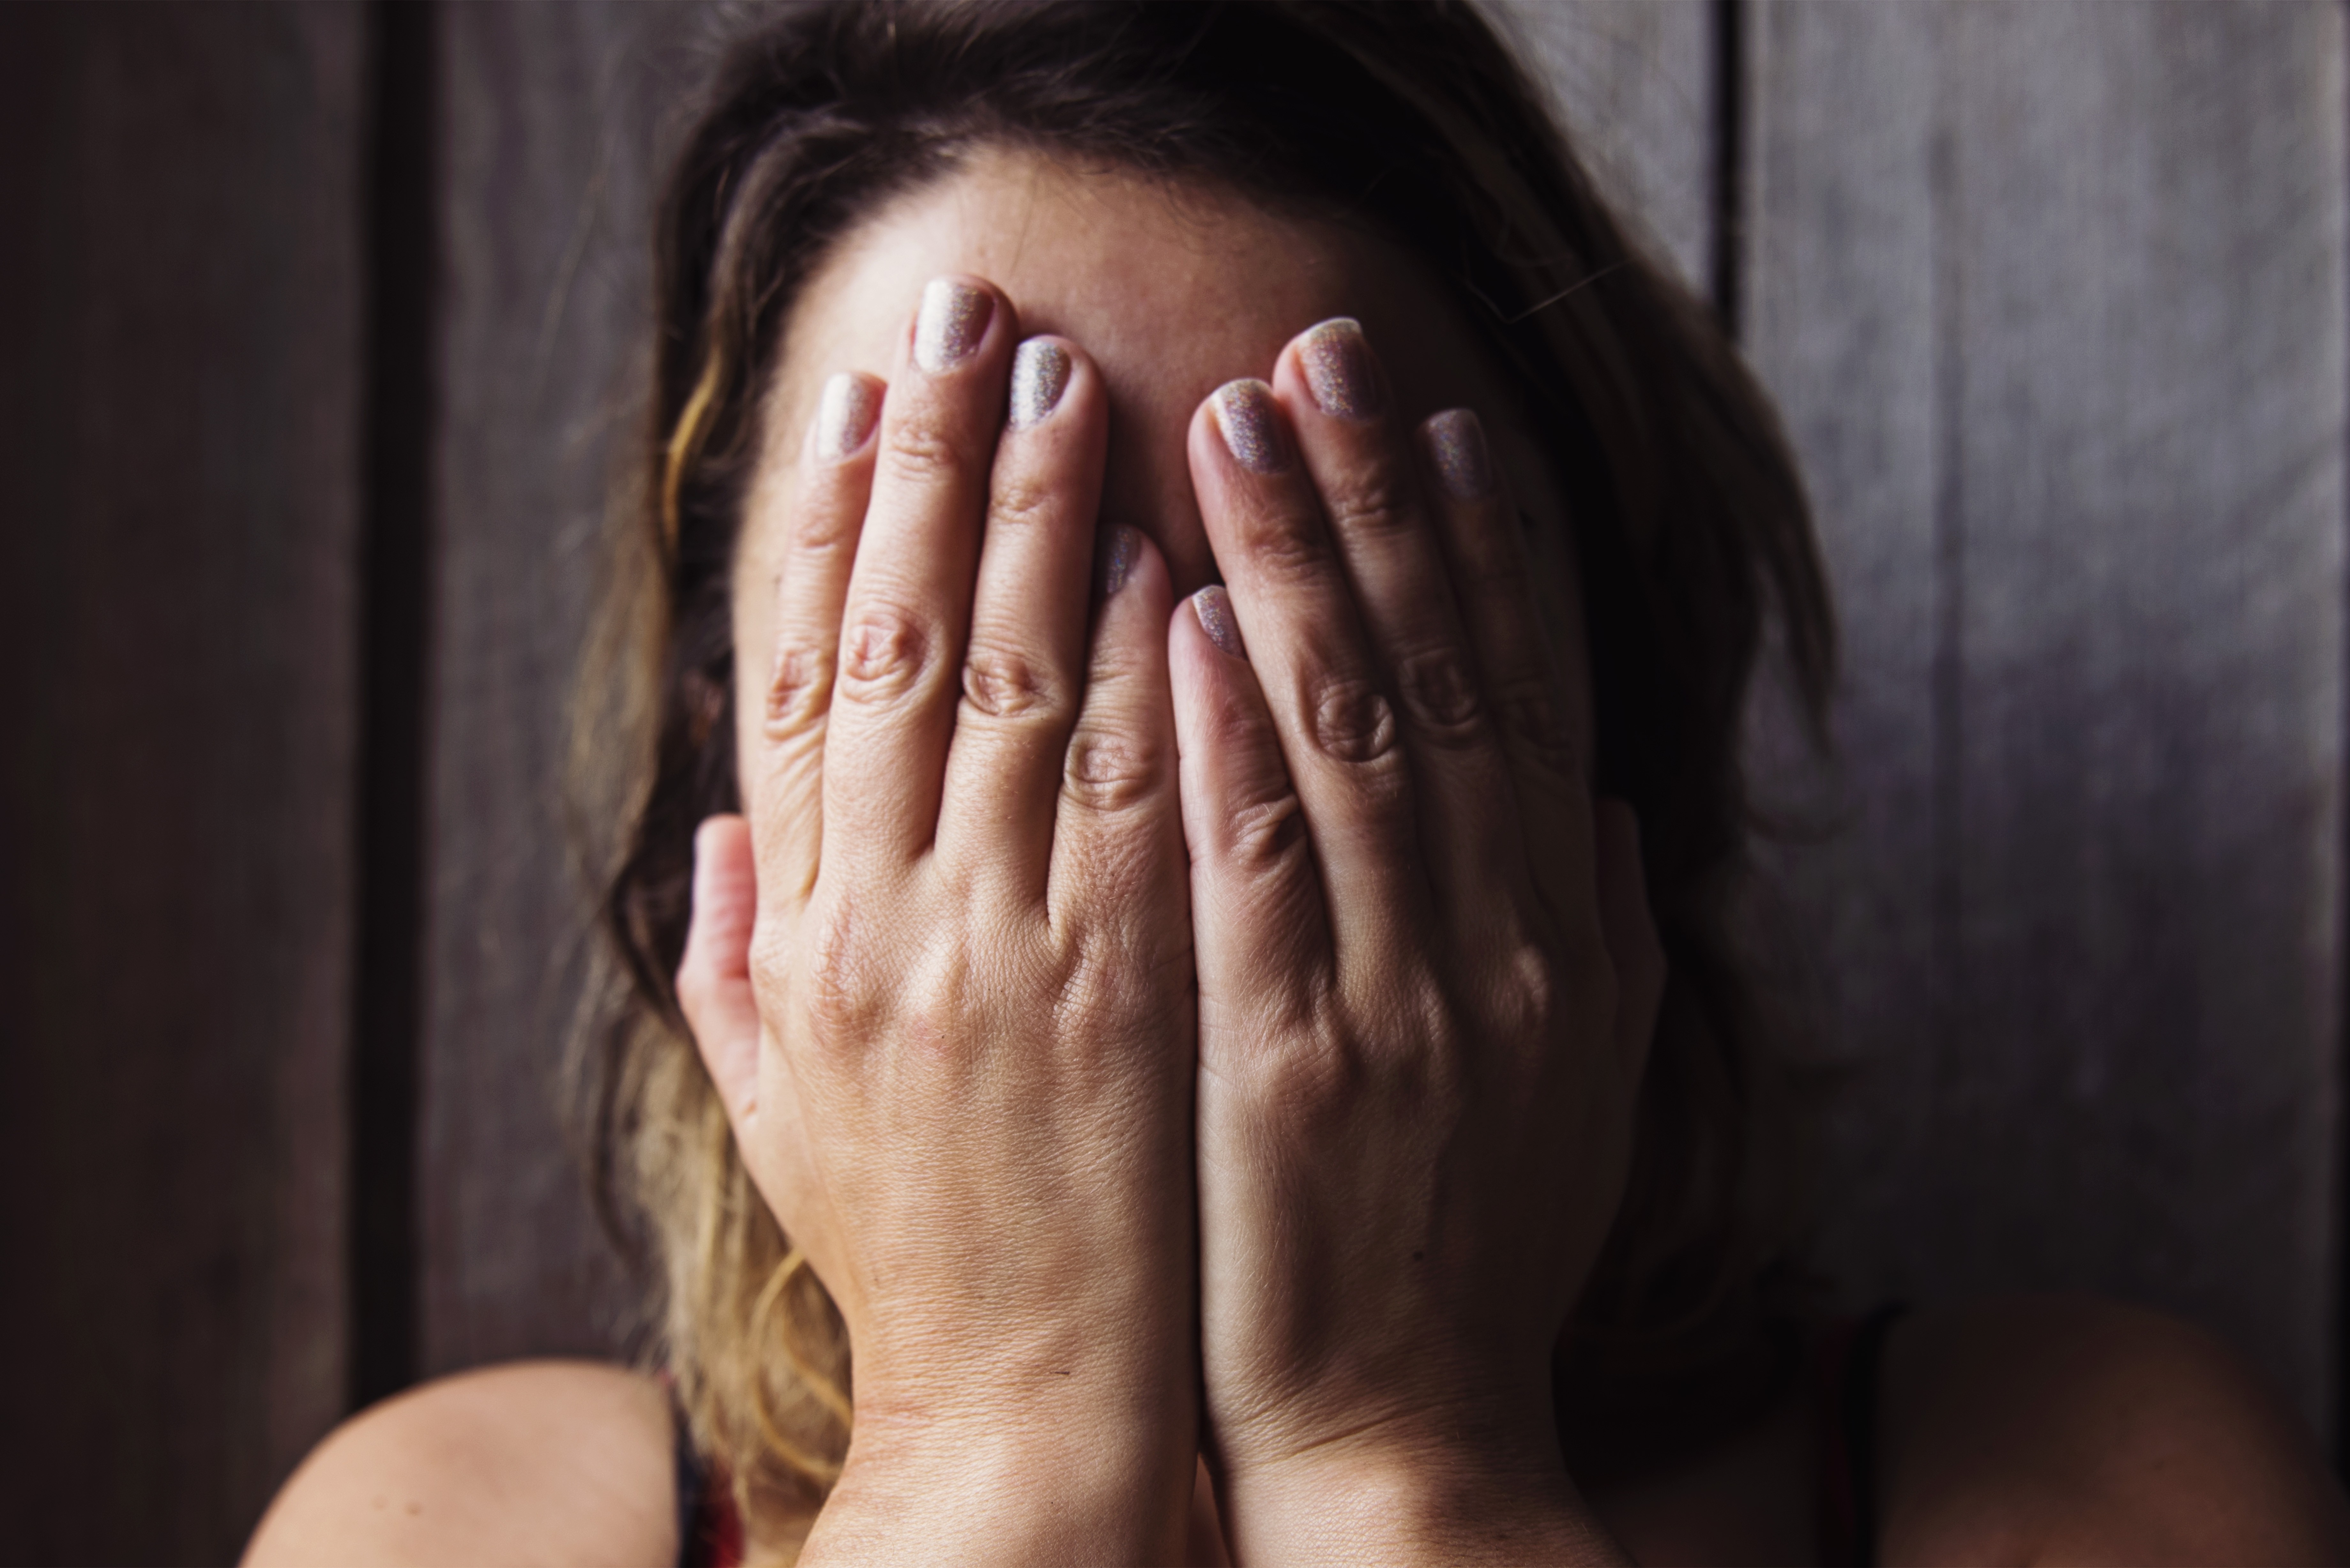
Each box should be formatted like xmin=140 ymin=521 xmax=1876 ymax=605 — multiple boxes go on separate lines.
xmin=914 ymin=278 xmax=991 ymax=373
xmin=1100 ymin=525 xmax=1140 ymax=597
xmin=1297 ymin=317 xmax=1382 ymax=421
xmin=1210 ymin=380 xmax=1288 ymax=474
xmin=1010 ymin=339 xmax=1071 ymax=428
xmin=1193 ymin=585 xmax=1247 ymax=659
xmin=815 ymin=372 xmax=881 ymax=461
xmin=1424 ymin=408 xmax=1495 ymax=499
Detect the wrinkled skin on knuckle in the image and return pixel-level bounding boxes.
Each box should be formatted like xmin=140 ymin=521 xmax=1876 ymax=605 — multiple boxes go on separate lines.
xmin=1224 ymin=784 xmax=1310 ymax=872
xmin=837 ymin=602 xmax=933 ymax=705
xmin=1234 ymin=507 xmax=1333 ymax=586
xmin=1392 ymin=644 xmax=1483 ymax=743
xmin=1061 ymin=723 xmax=1161 ymax=816
xmin=1320 ymin=469 xmax=1417 ymax=548
xmin=764 ymin=644 xmax=832 ymax=737
xmin=986 ymin=471 xmax=1060 ymax=535
xmin=960 ymin=637 xmax=1060 ymax=721
xmin=876 ymin=408 xmax=977 ymax=490
xmin=1309 ymin=673 xmax=1402 ymax=768
xmin=1492 ymin=676 xmax=1582 ymax=785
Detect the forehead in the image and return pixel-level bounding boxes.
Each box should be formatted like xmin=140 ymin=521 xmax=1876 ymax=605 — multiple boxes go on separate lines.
xmin=760 ymin=146 xmax=1538 ymax=593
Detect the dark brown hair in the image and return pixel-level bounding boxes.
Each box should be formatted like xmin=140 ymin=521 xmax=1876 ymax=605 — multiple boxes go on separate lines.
xmin=573 ymin=0 xmax=1836 ymax=1534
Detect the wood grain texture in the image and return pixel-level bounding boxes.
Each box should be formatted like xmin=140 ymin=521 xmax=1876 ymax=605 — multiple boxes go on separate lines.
xmin=1492 ymin=0 xmax=1714 ymax=291
xmin=0 ymin=4 xmax=364 ymax=1560
xmin=420 ymin=0 xmax=720 ymax=1375
xmin=1745 ymin=1 xmax=2346 ymax=1430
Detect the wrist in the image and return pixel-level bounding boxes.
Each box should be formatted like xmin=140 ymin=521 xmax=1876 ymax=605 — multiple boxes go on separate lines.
xmin=806 ymin=1389 xmax=1196 ymax=1565
xmin=1216 ymin=1406 xmax=1626 ymax=1568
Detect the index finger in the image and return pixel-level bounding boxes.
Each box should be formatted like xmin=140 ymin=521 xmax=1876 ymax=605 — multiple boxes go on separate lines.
xmin=749 ymin=368 xmax=883 ymax=916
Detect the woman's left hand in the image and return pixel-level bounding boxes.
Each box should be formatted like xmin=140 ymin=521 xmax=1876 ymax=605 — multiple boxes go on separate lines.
xmin=1168 ymin=319 xmax=1666 ymax=1565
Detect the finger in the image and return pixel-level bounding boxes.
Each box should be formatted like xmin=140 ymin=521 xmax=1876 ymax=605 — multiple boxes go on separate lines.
xmin=1171 ymin=583 xmax=1332 ymax=1028
xmin=1591 ymin=799 xmax=1665 ymax=1074
xmin=678 ymin=815 xmax=762 ymax=1122
xmin=1187 ymin=377 xmax=1421 ymax=966
xmin=1044 ymin=525 xmax=1186 ymax=936
xmin=1275 ymin=320 xmax=1533 ymax=932
xmin=936 ymin=337 xmax=1109 ymax=897
xmin=688 ymin=816 xmax=832 ymax=1266
xmin=751 ymin=369 xmax=883 ymax=912
xmin=1416 ymin=408 xmax=1596 ymax=926
xmin=822 ymin=275 xmax=1015 ymax=879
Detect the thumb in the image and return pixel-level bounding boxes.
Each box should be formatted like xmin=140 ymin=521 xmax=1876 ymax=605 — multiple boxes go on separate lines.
xmin=677 ymin=813 xmax=835 ymax=1287
xmin=678 ymin=814 xmax=762 ymax=1121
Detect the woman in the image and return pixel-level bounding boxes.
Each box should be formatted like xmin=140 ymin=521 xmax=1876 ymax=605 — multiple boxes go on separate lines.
xmin=248 ymin=3 xmax=2350 ymax=1563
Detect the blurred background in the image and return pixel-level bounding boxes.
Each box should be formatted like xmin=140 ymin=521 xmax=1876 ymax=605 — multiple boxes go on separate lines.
xmin=1 ymin=2 xmax=2342 ymax=1562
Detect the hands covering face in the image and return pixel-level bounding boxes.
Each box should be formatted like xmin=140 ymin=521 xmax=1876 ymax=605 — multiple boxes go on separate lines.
xmin=676 ymin=275 xmax=1665 ymax=1563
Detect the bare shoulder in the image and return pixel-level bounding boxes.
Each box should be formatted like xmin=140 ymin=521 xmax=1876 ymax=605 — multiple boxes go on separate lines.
xmin=1882 ymin=1293 xmax=2350 ymax=1566
xmin=243 ymin=1360 xmax=679 ymax=1568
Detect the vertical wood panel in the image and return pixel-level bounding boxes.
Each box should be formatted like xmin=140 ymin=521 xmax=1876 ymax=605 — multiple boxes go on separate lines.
xmin=0 ymin=4 xmax=365 ymax=1560
xmin=421 ymin=0 xmax=717 ymax=1374
xmin=1747 ymin=1 xmax=2345 ymax=1429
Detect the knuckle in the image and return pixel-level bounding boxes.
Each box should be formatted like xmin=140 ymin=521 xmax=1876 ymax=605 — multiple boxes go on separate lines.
xmin=1255 ymin=1015 xmax=1368 ymax=1120
xmin=898 ymin=946 xmax=976 ymax=1054
xmin=1062 ymin=724 xmax=1161 ymax=815
xmin=1226 ymin=785 xmax=1310 ymax=869
xmin=961 ymin=637 xmax=1062 ymax=720
xmin=1492 ymin=675 xmax=1582 ymax=782
xmin=876 ymin=409 xmax=976 ymax=488
xmin=1053 ymin=950 xmax=1155 ymax=1047
xmin=764 ymin=644 xmax=832 ymax=736
xmin=787 ymin=495 xmax=862 ymax=559
xmin=1392 ymin=643 xmax=1484 ymax=742
xmin=1320 ymin=468 xmax=1417 ymax=547
xmin=837 ymin=601 xmax=934 ymax=702
xmin=987 ymin=471 xmax=1060 ymax=533
xmin=1483 ymin=942 xmax=1562 ymax=1049
xmin=795 ymin=899 xmax=878 ymax=1041
xmin=1309 ymin=674 xmax=1401 ymax=766
xmin=1235 ymin=507 xmax=1334 ymax=584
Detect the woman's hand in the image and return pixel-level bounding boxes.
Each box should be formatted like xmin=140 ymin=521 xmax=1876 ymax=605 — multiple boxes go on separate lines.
xmin=676 ymin=277 xmax=1199 ymax=1564
xmin=1170 ymin=319 xmax=1665 ymax=1565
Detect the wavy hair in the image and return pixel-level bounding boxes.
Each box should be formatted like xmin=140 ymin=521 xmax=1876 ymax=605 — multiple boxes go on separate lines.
xmin=570 ymin=0 xmax=1837 ymax=1542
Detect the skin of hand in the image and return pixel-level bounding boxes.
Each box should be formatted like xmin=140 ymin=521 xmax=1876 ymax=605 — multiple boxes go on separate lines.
xmin=680 ymin=150 xmax=1648 ymax=1562
xmin=674 ymin=275 xmax=1202 ymax=1565
xmin=1169 ymin=322 xmax=1665 ymax=1567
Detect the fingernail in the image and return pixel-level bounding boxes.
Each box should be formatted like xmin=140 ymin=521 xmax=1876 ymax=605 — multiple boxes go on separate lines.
xmin=814 ymin=372 xmax=881 ymax=461
xmin=914 ymin=277 xmax=991 ymax=373
xmin=1424 ymin=408 xmax=1495 ymax=499
xmin=1193 ymin=585 xmax=1247 ymax=659
xmin=1210 ymin=379 xmax=1288 ymax=474
xmin=1297 ymin=317 xmax=1381 ymax=421
xmin=1100 ymin=525 xmax=1140 ymax=597
xmin=1010 ymin=339 xmax=1070 ymax=428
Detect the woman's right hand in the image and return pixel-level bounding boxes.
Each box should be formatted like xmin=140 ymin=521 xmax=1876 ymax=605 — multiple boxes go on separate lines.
xmin=674 ymin=276 xmax=1200 ymax=1565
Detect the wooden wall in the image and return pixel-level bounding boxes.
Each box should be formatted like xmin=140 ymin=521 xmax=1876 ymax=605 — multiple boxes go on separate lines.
xmin=0 ymin=6 xmax=365 ymax=1563
xmin=1746 ymin=1 xmax=2347 ymax=1433
xmin=0 ymin=3 xmax=2340 ymax=1560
